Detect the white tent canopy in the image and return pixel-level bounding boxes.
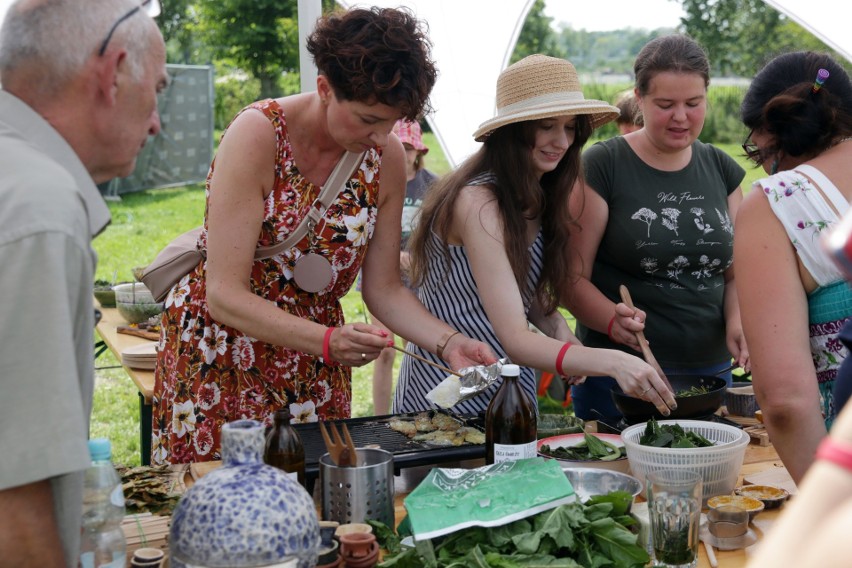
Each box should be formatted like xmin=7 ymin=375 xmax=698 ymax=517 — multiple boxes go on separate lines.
xmin=338 ymin=0 xmax=534 ymax=167
xmin=1 ymin=0 xmax=849 ymax=165
xmin=337 ymin=0 xmax=852 ymax=167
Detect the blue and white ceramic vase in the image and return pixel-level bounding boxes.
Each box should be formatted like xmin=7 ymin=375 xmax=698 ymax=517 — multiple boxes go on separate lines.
xmin=170 ymin=419 xmax=320 ymax=568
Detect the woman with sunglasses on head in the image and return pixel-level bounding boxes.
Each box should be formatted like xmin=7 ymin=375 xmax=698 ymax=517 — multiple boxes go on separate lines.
xmin=564 ymin=34 xmax=749 ymax=422
xmin=393 ymin=55 xmax=674 ymax=416
xmin=735 ymin=51 xmax=852 ymax=483
xmin=151 ymin=7 xmax=496 ymax=465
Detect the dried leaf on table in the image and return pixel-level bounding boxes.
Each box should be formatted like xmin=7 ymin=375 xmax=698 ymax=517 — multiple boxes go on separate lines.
xmin=118 ymin=464 xmax=183 ymax=514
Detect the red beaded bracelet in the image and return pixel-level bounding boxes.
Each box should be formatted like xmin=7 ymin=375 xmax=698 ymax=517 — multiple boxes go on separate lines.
xmin=607 ymin=316 xmax=617 ymax=341
xmin=323 ymin=327 xmax=335 ymax=363
xmin=555 ymin=342 xmax=573 ymax=377
xmin=816 ymin=436 xmax=852 ymax=472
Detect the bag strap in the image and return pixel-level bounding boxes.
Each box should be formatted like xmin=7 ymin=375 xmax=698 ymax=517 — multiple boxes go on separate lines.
xmin=251 ymin=150 xmax=365 ymax=260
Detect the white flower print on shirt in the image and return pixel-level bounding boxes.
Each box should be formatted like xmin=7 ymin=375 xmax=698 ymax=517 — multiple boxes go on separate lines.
xmin=661 ymin=208 xmax=681 ymax=236
xmin=640 ymin=257 xmax=659 ymax=276
xmin=343 ymin=208 xmax=371 ymax=247
xmin=632 ymin=208 xmax=658 ymax=238
xmin=291 ymin=401 xmax=318 ymax=423
xmin=667 ymin=255 xmax=689 ymax=279
xmin=716 ymin=208 xmax=733 ymax=234
xmin=172 ymin=400 xmax=196 ymax=437
xmin=691 ymin=207 xmax=714 ymax=235
xmin=201 ymin=323 xmax=228 ymax=365
xmin=691 ymin=255 xmax=722 ymax=279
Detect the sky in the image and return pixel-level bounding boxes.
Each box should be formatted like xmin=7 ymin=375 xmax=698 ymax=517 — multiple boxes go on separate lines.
xmin=544 ymin=0 xmax=685 ymax=32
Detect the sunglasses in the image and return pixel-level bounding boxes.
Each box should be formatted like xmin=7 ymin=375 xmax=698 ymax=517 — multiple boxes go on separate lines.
xmin=98 ymin=0 xmax=161 ymax=57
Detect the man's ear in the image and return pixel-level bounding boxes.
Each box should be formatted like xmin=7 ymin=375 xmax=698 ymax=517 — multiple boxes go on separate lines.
xmin=94 ymin=48 xmax=126 ymax=106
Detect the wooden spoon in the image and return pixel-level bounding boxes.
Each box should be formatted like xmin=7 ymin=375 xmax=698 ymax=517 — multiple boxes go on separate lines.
xmin=618 ymin=284 xmax=673 ymax=391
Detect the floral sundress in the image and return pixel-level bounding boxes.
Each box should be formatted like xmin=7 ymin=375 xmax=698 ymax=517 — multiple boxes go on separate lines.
xmin=758 ymin=164 xmax=852 ymax=429
xmin=152 ymin=99 xmax=382 ymax=464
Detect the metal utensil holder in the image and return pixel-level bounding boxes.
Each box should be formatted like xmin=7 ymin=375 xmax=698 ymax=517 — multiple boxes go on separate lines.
xmin=320 ymin=448 xmax=394 ymax=527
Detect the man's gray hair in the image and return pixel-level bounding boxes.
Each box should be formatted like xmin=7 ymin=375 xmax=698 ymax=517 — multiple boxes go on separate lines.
xmin=0 ymin=0 xmax=156 ymax=95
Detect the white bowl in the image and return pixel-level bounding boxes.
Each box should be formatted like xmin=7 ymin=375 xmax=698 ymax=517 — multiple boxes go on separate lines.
xmin=537 ymin=432 xmax=630 ymax=473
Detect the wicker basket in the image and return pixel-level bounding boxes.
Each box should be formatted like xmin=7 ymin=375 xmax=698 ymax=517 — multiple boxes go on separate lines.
xmin=621 ymin=420 xmax=749 ymax=500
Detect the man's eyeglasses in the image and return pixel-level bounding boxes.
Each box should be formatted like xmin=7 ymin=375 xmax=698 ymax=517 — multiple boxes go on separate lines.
xmin=741 ymin=129 xmax=762 ymax=163
xmin=97 ymin=0 xmax=161 ymax=57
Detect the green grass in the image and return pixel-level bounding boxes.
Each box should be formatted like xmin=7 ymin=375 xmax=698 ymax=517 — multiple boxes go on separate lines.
xmin=92 ymin=137 xmax=761 ymax=467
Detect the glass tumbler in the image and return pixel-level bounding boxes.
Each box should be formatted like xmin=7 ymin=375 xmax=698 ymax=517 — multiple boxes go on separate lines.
xmin=647 ymin=470 xmax=703 ymax=568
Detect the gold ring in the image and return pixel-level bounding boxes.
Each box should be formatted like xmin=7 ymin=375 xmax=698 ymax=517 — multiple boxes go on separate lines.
xmin=361 ymin=353 xmax=366 ymax=361
xmin=641 ymin=386 xmax=652 ymax=395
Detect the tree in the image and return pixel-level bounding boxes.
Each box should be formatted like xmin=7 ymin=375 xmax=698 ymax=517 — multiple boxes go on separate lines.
xmin=194 ymin=0 xmax=300 ymax=98
xmin=511 ymin=0 xmax=565 ymax=63
xmin=679 ymin=0 xmax=844 ymax=78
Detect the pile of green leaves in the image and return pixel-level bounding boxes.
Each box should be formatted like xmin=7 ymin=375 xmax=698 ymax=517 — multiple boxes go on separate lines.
xmin=638 ymin=419 xmax=714 ymax=448
xmin=539 ymin=433 xmax=623 ymax=461
xmin=376 ymin=495 xmax=649 ymax=567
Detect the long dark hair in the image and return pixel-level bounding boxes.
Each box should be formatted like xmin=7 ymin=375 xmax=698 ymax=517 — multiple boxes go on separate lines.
xmin=408 ymin=116 xmax=593 ymax=314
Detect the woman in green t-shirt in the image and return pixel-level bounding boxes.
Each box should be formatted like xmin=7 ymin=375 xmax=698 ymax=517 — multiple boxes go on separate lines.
xmin=564 ymin=34 xmax=749 ymax=421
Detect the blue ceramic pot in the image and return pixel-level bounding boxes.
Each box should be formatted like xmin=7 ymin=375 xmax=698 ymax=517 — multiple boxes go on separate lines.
xmin=170 ymin=420 xmax=320 ymax=567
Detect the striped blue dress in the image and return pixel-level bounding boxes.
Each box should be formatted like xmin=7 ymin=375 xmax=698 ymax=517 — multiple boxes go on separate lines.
xmin=393 ymin=173 xmax=544 ymax=415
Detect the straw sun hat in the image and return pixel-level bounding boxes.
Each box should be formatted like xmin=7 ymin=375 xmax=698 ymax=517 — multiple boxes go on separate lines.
xmin=473 ymin=54 xmax=620 ymax=141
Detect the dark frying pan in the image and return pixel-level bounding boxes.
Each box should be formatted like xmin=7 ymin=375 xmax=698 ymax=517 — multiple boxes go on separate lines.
xmin=610 ymin=375 xmax=728 ymax=424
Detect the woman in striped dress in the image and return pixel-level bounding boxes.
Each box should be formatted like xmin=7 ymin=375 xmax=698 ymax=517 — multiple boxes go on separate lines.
xmin=394 ymin=55 xmax=676 ymax=416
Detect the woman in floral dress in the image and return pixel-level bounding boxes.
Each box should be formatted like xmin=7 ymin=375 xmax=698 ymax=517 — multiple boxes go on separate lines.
xmin=151 ymin=7 xmax=496 ymax=465
xmin=736 ymin=51 xmax=852 ymax=483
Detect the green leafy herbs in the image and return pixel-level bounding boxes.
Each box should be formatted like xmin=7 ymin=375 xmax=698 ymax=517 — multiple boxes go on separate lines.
xmin=674 ymin=385 xmax=711 ymax=398
xmin=539 ymin=433 xmax=623 ymax=461
xmin=378 ymin=496 xmax=649 ymax=568
xmin=638 ymin=418 xmax=715 ymax=448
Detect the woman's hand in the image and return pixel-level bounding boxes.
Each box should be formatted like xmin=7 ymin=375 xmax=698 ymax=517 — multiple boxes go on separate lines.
xmin=441 ymin=333 xmax=498 ymax=370
xmin=608 ymin=302 xmax=646 ymax=351
xmin=726 ymin=322 xmax=751 ymax=373
xmin=608 ymin=351 xmax=676 ymax=416
xmin=327 ymin=323 xmax=392 ymax=367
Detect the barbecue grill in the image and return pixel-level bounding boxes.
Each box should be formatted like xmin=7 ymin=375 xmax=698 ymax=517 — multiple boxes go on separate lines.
xmin=293 ymin=411 xmax=485 ymax=491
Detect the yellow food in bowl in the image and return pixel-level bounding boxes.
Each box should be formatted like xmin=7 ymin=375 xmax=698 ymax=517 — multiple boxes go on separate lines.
xmin=735 ymin=484 xmax=790 ymax=508
xmin=707 ymin=494 xmax=765 ymax=521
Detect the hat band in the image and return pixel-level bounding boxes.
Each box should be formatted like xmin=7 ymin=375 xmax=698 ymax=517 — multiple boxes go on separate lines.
xmin=496 ymin=91 xmax=586 ymax=117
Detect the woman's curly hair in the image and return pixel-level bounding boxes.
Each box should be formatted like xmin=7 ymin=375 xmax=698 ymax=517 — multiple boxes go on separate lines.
xmin=307 ymin=7 xmax=437 ymax=120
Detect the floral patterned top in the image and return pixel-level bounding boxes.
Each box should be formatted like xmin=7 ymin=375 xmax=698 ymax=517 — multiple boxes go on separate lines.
xmin=758 ymin=164 xmax=852 ymax=428
xmin=152 ymin=99 xmax=381 ymax=464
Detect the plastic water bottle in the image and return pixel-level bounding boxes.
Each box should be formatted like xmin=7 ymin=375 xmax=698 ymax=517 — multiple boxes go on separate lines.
xmin=80 ymin=438 xmax=127 ymax=568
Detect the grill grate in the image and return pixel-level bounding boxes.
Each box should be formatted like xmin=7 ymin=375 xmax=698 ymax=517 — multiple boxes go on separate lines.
xmin=293 ymin=411 xmax=485 ymax=489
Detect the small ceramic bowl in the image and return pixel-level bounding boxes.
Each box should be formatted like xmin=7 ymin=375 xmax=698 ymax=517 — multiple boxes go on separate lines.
xmin=707 ymin=494 xmax=765 ymax=521
xmin=334 ymin=522 xmax=372 ymax=538
xmin=735 ymin=484 xmax=790 ymax=509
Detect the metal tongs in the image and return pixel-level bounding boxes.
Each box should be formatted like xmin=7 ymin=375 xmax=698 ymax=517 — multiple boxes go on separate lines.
xmin=319 ymin=421 xmax=358 ymax=467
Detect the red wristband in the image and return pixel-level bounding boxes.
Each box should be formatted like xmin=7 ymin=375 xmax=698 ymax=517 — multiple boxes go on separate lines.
xmin=816 ymin=436 xmax=852 ymax=471
xmin=607 ymin=315 xmax=617 ymax=341
xmin=555 ymin=342 xmax=573 ymax=377
xmin=323 ymin=327 xmax=335 ymax=363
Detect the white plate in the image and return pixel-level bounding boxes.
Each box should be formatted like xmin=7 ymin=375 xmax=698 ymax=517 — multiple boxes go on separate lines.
xmin=537 ymin=432 xmax=630 ymax=473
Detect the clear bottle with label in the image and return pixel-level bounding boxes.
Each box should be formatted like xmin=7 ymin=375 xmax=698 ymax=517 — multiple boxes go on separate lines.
xmin=264 ymin=408 xmax=306 ymax=487
xmin=80 ymin=438 xmax=127 ymax=568
xmin=485 ymin=363 xmax=537 ymax=464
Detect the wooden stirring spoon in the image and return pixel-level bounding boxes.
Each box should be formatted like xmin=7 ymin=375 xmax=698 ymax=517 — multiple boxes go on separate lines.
xmin=618 ymin=284 xmax=674 ymax=392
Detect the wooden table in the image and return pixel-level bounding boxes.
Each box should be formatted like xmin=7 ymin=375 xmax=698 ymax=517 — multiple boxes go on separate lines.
xmin=176 ymin=441 xmax=791 ymax=567
xmin=95 ymin=306 xmax=156 ymax=464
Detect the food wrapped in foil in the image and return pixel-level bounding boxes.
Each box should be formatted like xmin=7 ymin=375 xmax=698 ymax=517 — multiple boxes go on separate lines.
xmin=426 ymin=358 xmax=509 ymax=409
